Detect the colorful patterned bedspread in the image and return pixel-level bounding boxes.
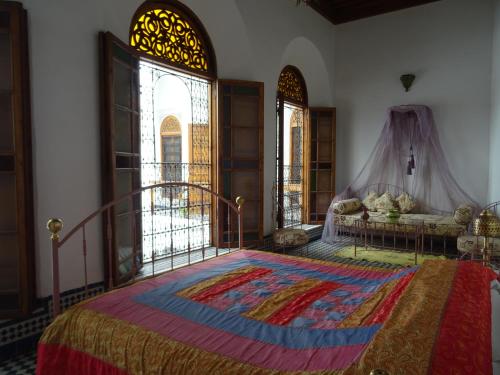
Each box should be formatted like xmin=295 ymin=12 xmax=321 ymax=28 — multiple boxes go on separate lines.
xmin=36 ymin=250 xmax=496 ymax=375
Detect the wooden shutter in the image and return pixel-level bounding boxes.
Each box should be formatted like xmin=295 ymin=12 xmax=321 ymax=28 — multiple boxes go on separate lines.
xmin=217 ymin=80 xmax=264 ymax=246
xmin=100 ymin=32 xmax=142 ymax=286
xmin=0 ymin=1 xmax=34 ymax=317
xmin=306 ymin=108 xmax=336 ymax=224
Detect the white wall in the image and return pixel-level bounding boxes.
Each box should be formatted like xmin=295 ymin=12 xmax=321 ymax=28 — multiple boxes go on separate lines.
xmin=334 ymin=0 xmax=493 ymax=205
xmin=490 ymin=0 xmax=500 ymax=203
xmin=20 ymin=0 xmax=335 ymax=296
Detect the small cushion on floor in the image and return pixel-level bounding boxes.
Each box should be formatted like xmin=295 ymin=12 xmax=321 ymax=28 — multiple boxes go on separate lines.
xmin=273 ymin=228 xmax=309 ymax=247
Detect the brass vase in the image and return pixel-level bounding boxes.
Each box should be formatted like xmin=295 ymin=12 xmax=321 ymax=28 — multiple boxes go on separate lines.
xmin=473 ymin=210 xmax=500 ymax=238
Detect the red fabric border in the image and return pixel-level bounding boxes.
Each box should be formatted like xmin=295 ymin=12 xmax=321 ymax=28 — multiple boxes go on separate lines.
xmin=429 ymin=262 xmax=496 ymax=375
xmin=266 ymin=282 xmax=340 ymax=325
xmin=365 ymin=272 xmax=415 ymax=325
xmin=36 ymin=344 xmax=128 ymax=375
xmin=191 ymin=268 xmax=272 ymax=303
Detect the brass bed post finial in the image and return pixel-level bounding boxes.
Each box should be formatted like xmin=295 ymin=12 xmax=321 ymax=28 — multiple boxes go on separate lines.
xmin=236 ymin=196 xmax=245 ymax=209
xmin=236 ymin=197 xmax=245 ymax=250
xmin=47 ymin=218 xmax=63 ymax=317
xmin=47 ymin=218 xmax=63 ymax=239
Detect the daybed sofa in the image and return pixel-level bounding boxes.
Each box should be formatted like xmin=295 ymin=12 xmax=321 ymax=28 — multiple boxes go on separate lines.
xmin=322 ymin=184 xmax=474 ymax=252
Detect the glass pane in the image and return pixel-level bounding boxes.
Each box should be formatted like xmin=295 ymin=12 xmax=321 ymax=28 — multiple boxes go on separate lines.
xmin=310 ymin=170 xmax=317 ymax=192
xmin=316 ymin=193 xmax=331 ymax=212
xmin=0 ymin=11 xmax=10 ymax=28
xmin=311 ymin=117 xmax=317 ymax=140
xmin=310 ymin=141 xmax=317 ymax=162
xmin=0 ymin=93 xmax=13 ymax=152
xmin=0 ymin=32 xmax=12 ymax=90
xmin=0 ymin=174 xmax=17 ymax=231
xmin=0 ymin=234 xmax=18 ymax=292
xmin=317 ymin=170 xmax=332 ymax=192
xmin=223 ymin=128 xmax=231 ymax=156
xmin=114 ymin=109 xmax=131 ymax=153
xmin=232 ymin=171 xmax=259 ymax=200
xmin=0 ymin=155 xmax=14 ymax=172
xmin=318 ymin=141 xmax=332 ymax=161
xmin=232 ymin=128 xmax=259 ymax=158
xmin=242 ymin=201 xmax=259 ymax=230
xmin=318 ymin=116 xmax=332 ymax=140
xmin=114 ymin=60 xmax=131 ymax=108
xmin=233 ymin=86 xmax=259 ymax=96
xmin=132 ymin=113 xmax=140 ymax=153
xmin=231 ymin=96 xmax=258 ymax=127
xmin=115 ymin=171 xmax=132 ymax=215
xmin=116 ymin=214 xmax=132 ymax=277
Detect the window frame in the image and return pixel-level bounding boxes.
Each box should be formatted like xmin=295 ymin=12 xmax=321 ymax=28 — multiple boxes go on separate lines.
xmin=276 ymin=66 xmax=308 ymax=228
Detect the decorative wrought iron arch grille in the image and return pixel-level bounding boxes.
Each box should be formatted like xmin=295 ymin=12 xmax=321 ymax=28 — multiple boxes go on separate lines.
xmin=277 ymin=65 xmax=308 ymax=107
xmin=130 ymin=1 xmax=216 ymax=78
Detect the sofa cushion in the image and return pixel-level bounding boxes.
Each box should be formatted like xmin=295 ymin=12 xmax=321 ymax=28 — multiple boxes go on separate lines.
xmin=396 ymin=192 xmax=416 ymax=214
xmin=374 ymin=192 xmax=397 ymax=213
xmin=454 ymin=204 xmax=473 ymax=225
xmin=331 ymin=198 xmax=361 ymax=215
xmin=362 ymin=191 xmax=379 ymax=212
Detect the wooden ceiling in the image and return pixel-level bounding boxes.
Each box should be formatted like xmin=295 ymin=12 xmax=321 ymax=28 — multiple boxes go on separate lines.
xmin=308 ymin=0 xmax=440 ymax=25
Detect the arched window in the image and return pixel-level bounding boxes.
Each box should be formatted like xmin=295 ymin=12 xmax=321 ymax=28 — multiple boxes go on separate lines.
xmin=277 ymin=65 xmax=308 ymax=107
xmin=129 ymin=0 xmax=216 ymax=77
xmin=276 ymin=65 xmax=308 ymax=228
xmin=160 ymin=115 xmax=182 ymax=182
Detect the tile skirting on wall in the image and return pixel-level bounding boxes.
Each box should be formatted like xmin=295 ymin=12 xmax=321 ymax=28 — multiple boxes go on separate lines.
xmin=0 ymin=282 xmax=104 ymax=362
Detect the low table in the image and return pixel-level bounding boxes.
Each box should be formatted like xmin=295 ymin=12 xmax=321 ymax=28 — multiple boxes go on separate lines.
xmin=354 ymin=217 xmax=424 ymax=265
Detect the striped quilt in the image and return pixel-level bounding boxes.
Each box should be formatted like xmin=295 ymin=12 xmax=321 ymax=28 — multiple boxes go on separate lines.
xmin=36 ymin=250 xmax=495 ymax=374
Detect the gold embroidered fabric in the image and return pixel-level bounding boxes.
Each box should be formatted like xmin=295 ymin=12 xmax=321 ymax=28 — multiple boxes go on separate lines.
xmin=344 ymin=260 xmax=457 ymax=375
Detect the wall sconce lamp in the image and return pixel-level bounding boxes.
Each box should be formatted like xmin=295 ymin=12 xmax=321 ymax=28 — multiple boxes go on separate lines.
xmin=400 ymin=74 xmax=415 ymax=92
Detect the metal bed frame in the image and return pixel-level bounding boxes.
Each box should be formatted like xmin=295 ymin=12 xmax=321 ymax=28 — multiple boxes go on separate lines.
xmin=46 ymin=182 xmax=245 ymax=317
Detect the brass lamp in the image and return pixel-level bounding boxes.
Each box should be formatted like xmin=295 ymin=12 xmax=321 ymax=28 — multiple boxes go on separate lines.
xmin=473 ymin=209 xmax=500 ymax=265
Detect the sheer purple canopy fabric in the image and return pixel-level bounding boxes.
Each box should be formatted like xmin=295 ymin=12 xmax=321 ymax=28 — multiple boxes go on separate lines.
xmin=322 ymin=105 xmax=479 ymax=243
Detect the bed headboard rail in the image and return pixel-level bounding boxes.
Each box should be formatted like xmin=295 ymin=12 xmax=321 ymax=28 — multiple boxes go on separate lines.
xmin=46 ymin=182 xmax=245 ymax=318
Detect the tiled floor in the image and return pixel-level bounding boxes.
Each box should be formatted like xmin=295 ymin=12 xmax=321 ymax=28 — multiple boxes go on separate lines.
xmin=0 ymin=351 xmax=36 ymax=375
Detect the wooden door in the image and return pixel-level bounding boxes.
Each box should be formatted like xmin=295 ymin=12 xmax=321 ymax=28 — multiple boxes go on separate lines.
xmin=100 ymin=32 xmax=142 ymax=286
xmin=306 ymin=108 xmax=336 ymax=224
xmin=217 ymin=80 xmax=264 ymax=246
xmin=0 ymin=1 xmax=34 ymax=318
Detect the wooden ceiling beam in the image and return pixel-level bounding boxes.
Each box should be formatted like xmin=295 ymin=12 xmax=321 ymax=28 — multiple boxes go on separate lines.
xmin=308 ymin=0 xmax=440 ymax=25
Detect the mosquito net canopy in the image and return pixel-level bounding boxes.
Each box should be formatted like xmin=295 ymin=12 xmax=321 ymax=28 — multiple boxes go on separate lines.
xmin=326 ymin=104 xmax=478 ymax=214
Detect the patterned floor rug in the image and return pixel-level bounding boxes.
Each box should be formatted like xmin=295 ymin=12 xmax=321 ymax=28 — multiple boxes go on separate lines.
xmin=334 ymin=245 xmax=446 ymax=267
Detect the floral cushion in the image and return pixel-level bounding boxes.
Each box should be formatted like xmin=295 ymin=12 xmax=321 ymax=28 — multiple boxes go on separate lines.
xmin=457 ymin=235 xmax=500 ymax=256
xmin=374 ymin=192 xmax=397 ymax=213
xmin=273 ymin=228 xmax=309 ymax=247
xmin=362 ymin=191 xmax=379 ymax=212
xmin=396 ymin=192 xmax=416 ymax=214
xmin=453 ymin=204 xmax=473 ymax=225
xmin=331 ymin=198 xmax=361 ymax=215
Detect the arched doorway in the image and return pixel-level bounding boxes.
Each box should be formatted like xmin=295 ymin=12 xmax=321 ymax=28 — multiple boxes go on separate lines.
xmin=276 ymin=65 xmax=308 ymax=228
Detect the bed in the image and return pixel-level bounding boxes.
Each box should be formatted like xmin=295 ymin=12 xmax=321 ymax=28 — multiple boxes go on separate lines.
xmin=37 ymin=182 xmax=498 ymax=374
xmin=37 ymin=249 xmax=497 ymax=374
